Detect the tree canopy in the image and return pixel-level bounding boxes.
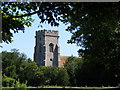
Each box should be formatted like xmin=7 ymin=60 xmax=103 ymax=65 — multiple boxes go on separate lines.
xmin=2 ymin=2 xmax=73 ymax=43
xmin=2 ymin=49 xmax=70 ymax=87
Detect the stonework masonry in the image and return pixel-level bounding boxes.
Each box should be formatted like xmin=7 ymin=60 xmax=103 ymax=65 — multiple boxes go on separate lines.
xmin=34 ymin=30 xmax=60 ymax=67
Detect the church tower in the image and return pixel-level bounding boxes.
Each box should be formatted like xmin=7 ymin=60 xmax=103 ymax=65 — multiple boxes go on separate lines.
xmin=34 ymin=30 xmax=60 ymax=67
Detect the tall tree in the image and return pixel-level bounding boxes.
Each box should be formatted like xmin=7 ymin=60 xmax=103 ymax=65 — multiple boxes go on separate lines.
xmin=64 ymin=56 xmax=83 ymax=86
xmin=65 ymin=3 xmax=120 ymax=86
xmin=66 ymin=2 xmax=120 ymax=79
xmin=2 ymin=49 xmax=30 ymax=79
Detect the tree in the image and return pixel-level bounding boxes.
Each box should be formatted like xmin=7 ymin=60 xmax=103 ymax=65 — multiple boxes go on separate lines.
xmin=2 ymin=49 xmax=46 ymax=86
xmin=65 ymin=3 xmax=120 ymax=86
xmin=2 ymin=50 xmax=19 ymax=72
xmin=75 ymin=59 xmax=109 ymax=86
xmin=2 ymin=2 xmax=72 ymax=43
xmin=20 ymin=61 xmax=44 ymax=86
xmin=2 ymin=49 xmax=31 ymax=80
xmin=4 ymin=65 xmax=18 ymax=79
xmin=64 ymin=56 xmax=83 ymax=86
xmin=40 ymin=66 xmax=69 ymax=86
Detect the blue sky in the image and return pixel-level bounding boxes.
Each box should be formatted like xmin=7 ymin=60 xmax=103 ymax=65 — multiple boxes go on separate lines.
xmin=2 ymin=14 xmax=80 ymax=60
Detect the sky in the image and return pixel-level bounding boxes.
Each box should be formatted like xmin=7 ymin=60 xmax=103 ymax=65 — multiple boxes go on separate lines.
xmin=1 ymin=14 xmax=80 ymax=60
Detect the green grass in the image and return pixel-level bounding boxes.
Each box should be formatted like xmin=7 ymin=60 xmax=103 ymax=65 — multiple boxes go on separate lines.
xmin=36 ymin=85 xmax=117 ymax=89
xmin=2 ymin=86 xmax=118 ymax=90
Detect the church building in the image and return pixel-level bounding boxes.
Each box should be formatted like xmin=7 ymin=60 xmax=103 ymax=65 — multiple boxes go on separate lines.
xmin=34 ymin=30 xmax=60 ymax=67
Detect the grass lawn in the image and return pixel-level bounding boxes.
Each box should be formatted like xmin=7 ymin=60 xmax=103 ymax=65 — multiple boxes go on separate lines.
xmin=2 ymin=86 xmax=119 ymax=90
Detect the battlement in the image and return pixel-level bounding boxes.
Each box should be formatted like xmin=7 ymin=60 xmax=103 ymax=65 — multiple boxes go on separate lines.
xmin=36 ymin=29 xmax=59 ymax=36
xmin=38 ymin=29 xmax=58 ymax=34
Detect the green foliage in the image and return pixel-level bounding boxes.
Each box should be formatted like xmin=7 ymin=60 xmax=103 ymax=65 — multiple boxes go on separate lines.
xmin=2 ymin=2 xmax=34 ymax=43
xmin=2 ymin=49 xmax=30 ymax=80
xmin=75 ymin=59 xmax=107 ymax=86
xmin=20 ymin=62 xmax=44 ymax=86
xmin=64 ymin=56 xmax=120 ymax=87
xmin=14 ymin=79 xmax=27 ymax=88
xmin=64 ymin=3 xmax=120 ymax=86
xmin=2 ymin=75 xmax=15 ymax=87
xmin=2 ymin=49 xmax=120 ymax=87
xmin=4 ymin=65 xmax=18 ymax=79
xmin=40 ymin=66 xmax=69 ymax=86
xmin=118 ymin=83 xmax=120 ymax=88
xmin=2 ymin=49 xmax=69 ymax=87
xmin=2 ymin=2 xmax=71 ymax=43
xmin=64 ymin=56 xmax=83 ymax=86
xmin=33 ymin=70 xmax=44 ymax=86
xmin=19 ymin=65 xmax=69 ymax=86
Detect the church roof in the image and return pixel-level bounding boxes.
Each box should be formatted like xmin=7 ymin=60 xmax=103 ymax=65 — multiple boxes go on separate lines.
xmin=60 ymin=56 xmax=69 ymax=67
xmin=60 ymin=56 xmax=81 ymax=67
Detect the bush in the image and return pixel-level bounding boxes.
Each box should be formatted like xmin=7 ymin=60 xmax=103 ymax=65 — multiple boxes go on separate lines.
xmin=14 ymin=79 xmax=27 ymax=88
xmin=2 ymin=75 xmax=15 ymax=87
xmin=40 ymin=66 xmax=69 ymax=86
xmin=118 ymin=83 xmax=120 ymax=88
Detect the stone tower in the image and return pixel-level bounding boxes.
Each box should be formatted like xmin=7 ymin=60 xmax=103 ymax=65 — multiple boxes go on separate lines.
xmin=34 ymin=30 xmax=60 ymax=67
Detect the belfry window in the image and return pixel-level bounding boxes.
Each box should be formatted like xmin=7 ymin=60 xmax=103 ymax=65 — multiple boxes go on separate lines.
xmin=49 ymin=43 xmax=54 ymax=52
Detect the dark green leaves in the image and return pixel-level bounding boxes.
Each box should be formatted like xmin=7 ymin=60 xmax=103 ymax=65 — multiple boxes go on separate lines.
xmin=2 ymin=2 xmax=74 ymax=43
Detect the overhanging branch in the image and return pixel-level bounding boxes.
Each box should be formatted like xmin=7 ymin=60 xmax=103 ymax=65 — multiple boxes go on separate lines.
xmin=12 ymin=10 xmax=41 ymax=18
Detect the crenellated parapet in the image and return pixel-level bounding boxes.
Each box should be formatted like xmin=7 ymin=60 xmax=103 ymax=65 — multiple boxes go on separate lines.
xmin=36 ymin=29 xmax=59 ymax=37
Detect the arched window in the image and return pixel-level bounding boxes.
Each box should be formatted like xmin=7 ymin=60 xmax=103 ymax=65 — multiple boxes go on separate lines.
xmin=49 ymin=43 xmax=54 ymax=52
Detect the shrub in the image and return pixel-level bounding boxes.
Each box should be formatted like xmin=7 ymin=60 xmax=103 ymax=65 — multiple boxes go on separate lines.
xmin=40 ymin=66 xmax=69 ymax=86
xmin=14 ymin=79 xmax=27 ymax=88
xmin=2 ymin=75 xmax=15 ymax=87
xmin=118 ymin=83 xmax=120 ymax=88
